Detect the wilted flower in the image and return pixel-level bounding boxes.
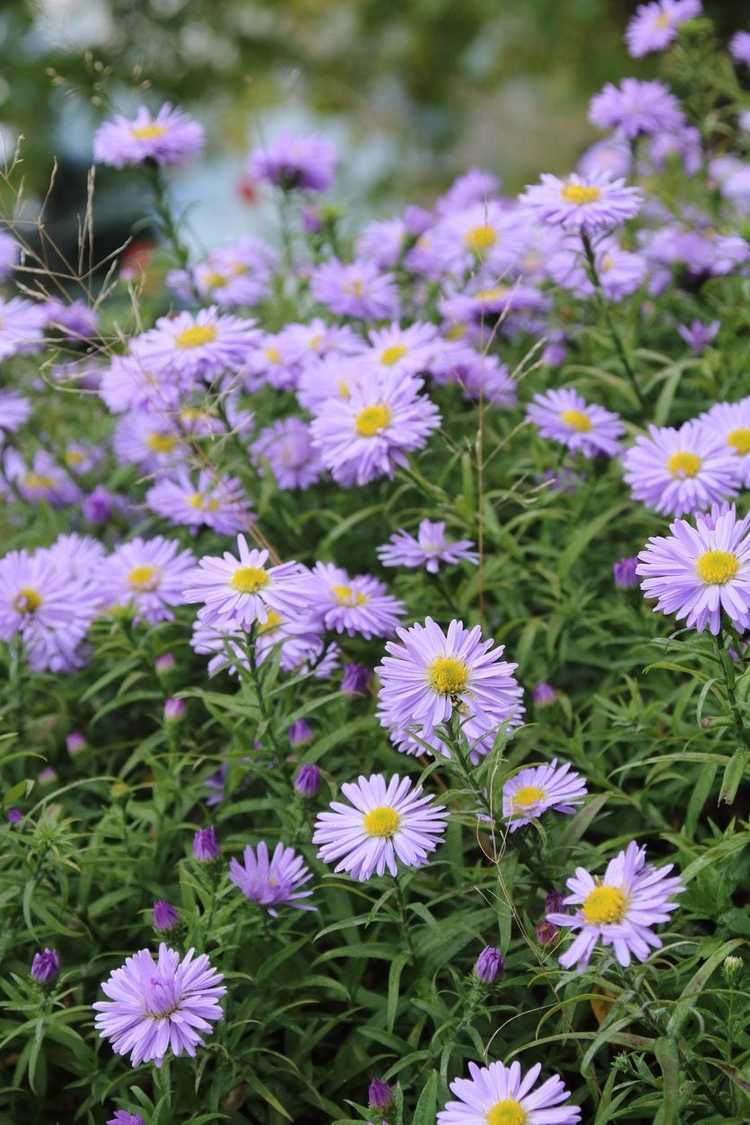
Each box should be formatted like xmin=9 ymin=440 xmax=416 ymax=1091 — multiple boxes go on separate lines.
xmin=107 ymin=1112 xmax=145 ymax=1125
xmin=677 ymin=319 xmax=719 ymax=353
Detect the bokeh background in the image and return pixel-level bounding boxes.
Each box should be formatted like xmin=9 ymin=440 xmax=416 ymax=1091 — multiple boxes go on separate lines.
xmin=1 ymin=0 xmax=748 ymax=265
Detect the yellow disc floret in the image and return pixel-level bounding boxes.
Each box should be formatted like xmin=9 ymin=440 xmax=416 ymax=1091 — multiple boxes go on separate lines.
xmin=355 ymin=404 xmax=391 ymax=437
xmin=561 ymin=183 xmax=602 ymax=205
xmin=175 ymin=325 xmax=217 ymax=349
xmin=230 ymin=566 xmax=269 ymax=594
xmin=332 ymin=584 xmax=369 ymax=607
xmin=666 ymin=450 xmax=701 ymax=478
xmin=131 ymin=123 xmax=168 ymax=140
xmin=428 ymin=655 xmax=470 ymax=695
xmin=486 ymin=1099 xmax=528 ymax=1125
xmin=146 ymin=432 xmax=178 ymax=454
xmin=464 ymin=225 xmax=497 ymax=254
xmin=560 ymin=408 xmax=592 ymax=433
xmin=127 ymin=565 xmax=160 ymax=591
xmin=13 ymin=586 xmax=42 ymax=614
xmin=695 ymin=549 xmax=740 ymax=586
xmin=363 ymin=806 xmax=401 ymax=838
xmin=583 ymin=885 xmax=628 ymax=925
xmin=188 ymin=492 xmax=220 ymax=512
xmin=258 ymin=609 xmax=283 ymax=635
xmin=380 ymin=344 xmax=407 ymax=367
xmin=727 ymin=428 xmax=750 ymax=455
xmin=512 ymin=785 xmax=546 ymax=810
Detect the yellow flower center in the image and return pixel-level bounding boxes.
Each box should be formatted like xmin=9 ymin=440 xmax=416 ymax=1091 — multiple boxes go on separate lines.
xmin=146 ymin=432 xmax=178 ymax=454
xmin=128 ymin=564 xmax=160 ymax=591
xmin=188 ymin=492 xmax=220 ymax=512
xmin=560 ymin=408 xmax=592 ymax=433
xmin=512 ymin=784 xmax=546 ymax=810
xmin=24 ymin=473 xmax=55 ymax=490
xmin=696 ymin=549 xmax=740 ymax=586
xmin=258 ymin=609 xmax=283 ymax=635
xmin=332 ymin=584 xmax=369 ymax=607
xmin=175 ymin=325 xmax=218 ymax=349
xmin=583 ymin=885 xmax=628 ymax=925
xmin=363 ymin=806 xmax=401 ymax=837
xmin=347 ymin=278 xmax=365 ymax=297
xmin=428 ymin=655 xmax=470 ymax=695
xmin=445 ymin=323 xmax=466 ymax=340
xmin=474 ymin=286 xmax=508 ymax=302
xmin=337 ymin=379 xmax=351 ymax=400
xmin=486 ymin=1099 xmax=528 ymax=1125
xmin=464 ymin=224 xmax=497 ymax=254
xmin=561 ymin=183 xmax=602 ymax=205
xmin=131 ymin=123 xmax=168 ymax=140
xmin=203 ymin=271 xmax=228 ymax=289
xmin=656 ymin=11 xmax=671 ymax=28
xmin=727 ymin=428 xmax=750 ymax=455
xmin=265 ymin=346 xmax=282 ymax=365
xmin=230 ymin=566 xmax=269 ymax=593
xmin=600 ymin=253 xmax=615 ymax=272
xmin=13 ymin=586 xmax=42 ymax=613
xmin=380 ymin=344 xmax=408 ymax=366
xmin=355 ymin=404 xmax=391 ymax=437
xmin=666 ymin=450 xmax=701 ymax=478
xmin=308 ymin=333 xmax=323 ymax=350
xmin=65 ymin=449 xmax=85 ymax=466
xmin=180 ymin=407 xmax=208 ymax=424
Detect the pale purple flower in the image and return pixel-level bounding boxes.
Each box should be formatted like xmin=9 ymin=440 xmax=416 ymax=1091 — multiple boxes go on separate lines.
xmin=155 ymin=652 xmax=176 ymax=674
xmin=677 ymin=319 xmax=719 ymax=353
xmin=548 ymin=842 xmax=684 ymax=970
xmin=31 ymin=948 xmax=60 ymax=984
xmin=547 ymin=237 xmax=646 ymax=299
xmin=294 ymin=763 xmax=321 ymax=797
xmin=341 ymin=663 xmax=371 ymax=695
xmin=431 ymin=345 xmax=517 ymax=408
xmin=700 ymin=398 xmax=750 ymax=485
xmin=526 ymin=388 xmax=624 ymax=458
xmin=296 ymin=353 xmax=369 ymax=412
xmin=626 ymin=0 xmax=701 ymax=57
xmin=520 ymin=172 xmax=642 ymax=233
xmin=376 ymin=618 xmax=524 ymax=764
xmin=645 ymin=125 xmax=702 ymax=175
xmin=134 ymin=307 xmax=258 ymax=384
xmin=288 ymin=719 xmax=313 ymax=746
xmin=0 ymin=389 xmax=31 ymax=434
xmin=5 ymin=449 xmax=81 ymax=507
xmin=589 ymin=78 xmax=686 ymax=138
xmin=0 ymin=297 xmax=46 ymax=360
xmin=108 ymin=1111 xmax=144 ymax=1125
xmin=474 ymin=946 xmax=504 ymax=983
xmin=305 ymin=562 xmax=403 ymax=639
xmin=438 ymin=1060 xmax=581 ymax=1125
xmin=112 ymin=412 xmax=183 ymax=474
xmin=93 ymin=103 xmax=204 ymax=167
xmin=310 ymin=259 xmax=399 ymax=320
xmin=430 ymin=201 xmax=528 ymax=275
xmin=252 ymin=417 xmax=323 ymax=490
xmin=103 ymin=536 xmax=196 ymax=624
xmin=622 ymin=421 xmax=740 ymax=516
xmin=355 ymin=218 xmax=406 ymax=268
xmin=0 ymin=230 xmax=19 ymax=280
xmin=146 ymin=469 xmax=252 ymax=534
xmin=637 ymin=504 xmax=750 ymax=634
xmin=164 ymin=697 xmax=186 ymax=721
xmin=99 ymin=353 xmax=184 ymax=415
xmin=730 ymin=31 xmax=750 ymax=67
xmin=578 ymin=137 xmax=632 ymax=180
xmin=313 ymin=773 xmax=447 ymax=881
xmin=44 ymin=298 xmax=99 ymax=340
xmin=193 ymin=237 xmax=277 ymax=307
xmin=38 ymin=767 xmax=58 ymax=785
xmin=532 ymin=681 xmax=558 ymax=707
xmin=66 ymin=731 xmax=86 ymax=755
xmin=502 ymin=760 xmax=587 ymax=831
xmin=229 ymin=841 xmax=315 ymax=915
xmin=193 ymin=826 xmax=220 ymax=861
xmin=153 ymin=900 xmax=179 ymax=932
xmin=82 ymin=486 xmax=117 ymax=525
xmin=613 ymin=557 xmax=639 ymax=589
xmin=93 ymin=944 xmax=225 ymax=1066
xmin=365 ymin=321 xmax=437 ymax=377
xmin=247 ymin=131 xmax=337 ymax=192
xmin=377 ymin=519 xmax=478 ymax=573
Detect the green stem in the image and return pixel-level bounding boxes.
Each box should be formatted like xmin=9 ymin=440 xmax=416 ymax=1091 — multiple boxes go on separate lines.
xmin=447 ymin=717 xmax=494 ymax=821
xmin=392 ymin=874 xmax=417 ymax=968
xmin=716 ymin=630 xmax=750 ymax=750
xmin=144 ymin=161 xmax=196 ymax=288
xmin=247 ymin=627 xmax=287 ymax=776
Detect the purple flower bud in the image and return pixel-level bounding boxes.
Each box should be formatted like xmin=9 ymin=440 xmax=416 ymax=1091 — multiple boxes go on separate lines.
xmin=545 ymin=890 xmax=565 ymax=914
xmin=155 ymin=652 xmax=176 ymax=674
xmin=294 ymin=763 xmax=321 ymax=797
xmin=38 ymin=767 xmax=58 ymax=785
xmin=6 ymin=808 xmax=22 ymax=825
xmin=677 ymin=319 xmax=719 ymax=354
xmin=613 ymin=556 xmax=639 ymax=589
xmin=107 ymin=1113 xmax=146 ymax=1125
xmin=153 ymin=899 xmax=180 ymax=932
xmin=66 ymin=731 xmax=86 ymax=755
xmin=192 ymin=826 xmax=220 ymax=862
xmin=532 ymin=682 xmax=557 ymax=707
xmin=536 ymin=920 xmax=560 ymax=945
xmin=31 ymin=948 xmax=60 ymax=984
xmin=341 ymin=663 xmax=371 ymax=696
xmin=368 ymin=1078 xmax=393 ymax=1110
xmin=474 ymin=946 xmax=504 ymax=983
xmin=288 ymin=719 xmax=313 ymax=746
xmin=82 ymin=485 xmax=115 ymax=524
xmin=164 ymin=697 xmax=186 ymax=722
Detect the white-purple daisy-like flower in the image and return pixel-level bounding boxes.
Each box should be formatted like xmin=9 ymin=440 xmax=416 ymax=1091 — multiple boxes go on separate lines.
xmin=134 ymin=307 xmax=259 ymax=384
xmin=376 ymin=618 xmax=525 ymax=764
xmin=0 ymin=297 xmax=47 ymax=360
xmin=229 ymin=841 xmax=315 ymax=915
xmin=243 ymin=329 xmax=308 ymax=393
xmin=310 ymin=258 xmax=400 ymax=321
xmin=6 ymin=449 xmax=81 ymax=507
xmin=146 ymin=469 xmax=252 ymax=534
xmin=621 ymin=421 xmax=740 ymax=516
xmin=435 ymin=167 xmax=501 ymax=214
xmin=252 ymin=417 xmax=323 ymax=490
xmin=520 ymin=172 xmax=642 ymax=234
xmin=698 ymin=398 xmax=750 ymax=486
xmin=93 ymin=103 xmax=204 ymax=167
xmin=305 ymin=562 xmax=404 ymax=639
xmin=313 ymin=773 xmax=447 ymax=881
xmin=93 ymin=944 xmax=225 ymax=1067
xmin=99 ymin=353 xmax=184 ymax=415
xmin=43 ymin=298 xmax=99 ymax=340
xmin=310 ymin=371 xmax=440 ymax=487
xmin=296 ymin=353 xmax=368 ymax=413
xmin=502 ymin=760 xmax=587 ymax=832
xmin=589 ymin=78 xmax=686 ymax=139
xmin=526 ymin=388 xmax=624 ymax=458
xmin=247 ymin=131 xmax=337 ymax=192
xmin=431 ymin=344 xmax=517 ymax=408
xmin=677 ymin=319 xmax=719 ymax=354
xmin=113 ymin=412 xmax=184 ymax=475
xmin=0 ymin=389 xmax=31 ymax=435
xmin=430 ymin=200 xmax=529 ymax=276
xmin=548 ymin=842 xmax=684 ymax=970
xmin=578 ymin=137 xmax=633 ymax=180
xmin=364 ymin=321 xmax=438 ymax=377
xmin=437 ymin=1060 xmax=581 ymax=1125
xmin=626 ymin=0 xmax=701 ymax=57
xmin=377 ymin=520 xmax=478 ymax=574
xmin=730 ymin=30 xmax=750 ymax=67
xmin=103 ymin=536 xmax=196 ymax=624
xmin=0 ymin=230 xmax=19 ymax=281
xmin=183 ymin=536 xmax=308 ymax=629
xmin=193 ymin=237 xmax=277 ymax=308
xmin=637 ymin=504 xmax=750 ymax=634
xmin=355 ymin=217 xmax=407 ymax=268
xmin=546 ymin=237 xmax=647 ymax=300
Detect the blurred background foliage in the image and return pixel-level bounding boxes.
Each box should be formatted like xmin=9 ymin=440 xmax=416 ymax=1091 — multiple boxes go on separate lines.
xmin=1 ymin=0 xmax=749 ymax=257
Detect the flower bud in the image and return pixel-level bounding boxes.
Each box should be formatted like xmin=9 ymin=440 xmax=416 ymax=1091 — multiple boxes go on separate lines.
xmin=153 ymin=899 xmax=180 ymax=932
xmin=723 ymin=954 xmax=743 ymax=984
xmin=66 ymin=731 xmax=87 ymax=755
xmin=341 ymin=663 xmax=371 ymax=695
xmin=368 ymin=1078 xmax=392 ymax=1110
xmin=536 ymin=920 xmax=560 ymax=945
xmin=164 ymin=697 xmax=186 ymax=722
xmin=532 ymin=682 xmax=557 ymax=707
xmin=288 ymin=719 xmax=313 ymax=746
xmin=155 ymin=652 xmax=176 ymax=675
xmin=193 ymin=826 xmax=220 ymax=861
xmin=294 ymin=763 xmax=321 ymax=798
xmin=613 ymin=557 xmax=639 ymax=589
xmin=31 ymin=948 xmax=60 ymax=984
xmin=6 ymin=808 xmax=22 ymax=825
xmin=474 ymin=946 xmax=504 ymax=983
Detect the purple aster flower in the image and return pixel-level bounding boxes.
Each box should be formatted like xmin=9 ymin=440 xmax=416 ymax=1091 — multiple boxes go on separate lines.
xmin=0 ymin=230 xmax=19 ymax=280
xmin=82 ymin=486 xmax=117 ymax=525
xmin=622 ymin=421 xmax=739 ymax=516
xmin=341 ymin=662 xmax=371 ymax=695
xmin=229 ymin=841 xmax=315 ymax=915
xmin=134 ymin=307 xmax=258 ymax=384
xmin=430 ymin=201 xmax=528 ymax=276
xmin=589 ymin=78 xmax=686 ymax=138
xmin=66 ymin=731 xmax=86 ymax=754
xmin=288 ymin=719 xmax=313 ymax=746
xmin=192 ymin=826 xmax=220 ymax=862
xmin=99 ymin=353 xmax=184 ymax=415
xmin=43 ymin=298 xmax=98 ymax=340
xmin=677 ymin=319 xmax=719 ymax=353
xmin=626 ymin=0 xmax=701 ymax=57
xmin=355 ymin=217 xmax=407 ymax=268
xmin=368 ymin=1078 xmax=393 ymax=1110
xmin=182 ymin=536 xmax=308 ymax=629
xmin=700 ymin=398 xmax=750 ymax=486
xmin=730 ymin=30 xmax=750 ymax=67
xmin=548 ymin=842 xmax=684 ymax=970
xmin=536 ymin=919 xmax=560 ymax=945
xmin=294 ymin=763 xmax=321 ymax=797
xmin=313 ymin=773 xmax=447 ymax=881
xmin=164 ymin=697 xmax=186 ymax=721
xmin=112 ymin=412 xmax=184 ymax=474
xmin=376 ymin=617 xmax=524 ymax=764
xmin=438 ymin=1060 xmax=581 ymax=1125
xmin=7 ymin=808 xmax=22 ymax=825
xmin=31 ymin=948 xmax=60 ymax=984
xmin=547 ymin=237 xmax=646 ymax=300
xmin=532 ymin=681 xmax=558 ymax=707
xmin=431 ymin=344 xmax=517 ymax=408
xmin=526 ymin=388 xmax=624 ymax=458
xmin=93 ymin=943 xmax=225 ymax=1066
xmin=5 ymin=449 xmax=82 ymax=507
xmin=578 ymin=137 xmax=633 ymax=180
xmin=310 ymin=258 xmax=399 ymax=320
xmin=153 ymin=900 xmax=180 ymax=932
xmin=93 ymin=103 xmax=204 ymax=167
xmin=0 ymin=389 xmax=31 ymax=434
xmin=193 ymin=237 xmax=277 ymax=307
xmin=377 ymin=519 xmax=478 ymax=573
xmin=146 ymin=469 xmax=253 ymax=534
xmin=365 ymin=321 xmax=437 ymax=377
xmin=107 ymin=1112 xmax=145 ymax=1125
xmin=296 ymin=353 xmax=369 ymax=412
xmin=103 ymin=536 xmax=196 ymax=624
xmin=474 ymin=946 xmax=504 ymax=983
xmin=644 ymin=125 xmax=703 ymax=176
xmin=252 ymin=417 xmax=323 ymax=490
xmin=305 ymin=562 xmax=404 ymax=639
xmin=310 ymin=370 xmax=440 ymax=487
xmin=247 ymin=131 xmax=337 ymax=192
xmin=502 ymin=760 xmax=587 ymax=831
xmin=637 ymin=504 xmax=750 ymax=634
xmin=520 ymin=171 xmax=642 ymax=233
xmin=0 ymin=297 xmax=46 ymax=360
xmin=435 ymin=168 xmax=501 ymax=214
xmin=613 ymin=557 xmax=639 ymax=589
